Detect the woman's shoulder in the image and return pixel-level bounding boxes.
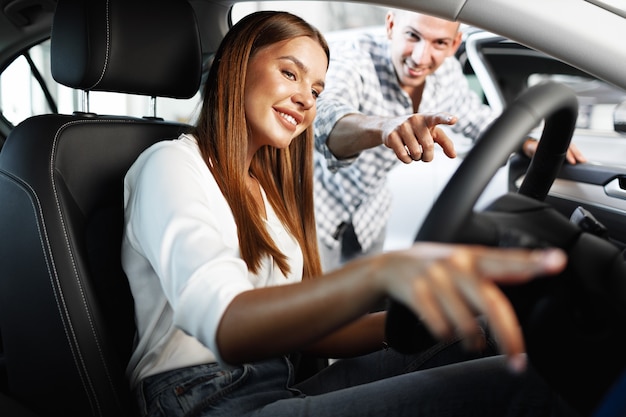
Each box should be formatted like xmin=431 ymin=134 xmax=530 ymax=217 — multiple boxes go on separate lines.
xmin=136 ymin=133 xmax=201 ymax=166
xmin=125 ymin=133 xmax=207 ymax=185
xmin=147 ymin=133 xmax=198 ymax=156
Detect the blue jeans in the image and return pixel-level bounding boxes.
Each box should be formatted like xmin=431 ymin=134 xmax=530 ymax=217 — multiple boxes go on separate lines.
xmin=133 ymin=336 xmax=577 ymax=417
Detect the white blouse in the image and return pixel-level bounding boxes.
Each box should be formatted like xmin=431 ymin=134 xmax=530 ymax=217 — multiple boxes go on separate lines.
xmin=122 ymin=134 xmax=303 ymax=388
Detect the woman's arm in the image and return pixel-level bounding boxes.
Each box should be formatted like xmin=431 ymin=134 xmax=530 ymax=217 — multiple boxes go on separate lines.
xmin=216 ymin=256 xmax=388 ymax=363
xmin=216 ymin=244 xmax=567 ymax=369
xmin=302 ymin=312 xmax=387 ymax=359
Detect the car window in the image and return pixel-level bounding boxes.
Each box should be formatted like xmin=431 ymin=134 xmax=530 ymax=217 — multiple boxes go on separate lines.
xmin=234 ymin=2 xmax=626 ymax=137
xmin=529 ymin=73 xmax=626 ymax=130
xmin=0 ymin=39 xmax=202 ymax=132
xmin=457 ymin=34 xmax=626 ymax=133
xmin=0 ymin=40 xmax=58 ymax=128
xmin=4 ymin=2 xmax=623 ymax=142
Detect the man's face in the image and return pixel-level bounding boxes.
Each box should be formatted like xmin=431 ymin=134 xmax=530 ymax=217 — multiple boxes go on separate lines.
xmin=386 ymin=11 xmax=462 ymax=89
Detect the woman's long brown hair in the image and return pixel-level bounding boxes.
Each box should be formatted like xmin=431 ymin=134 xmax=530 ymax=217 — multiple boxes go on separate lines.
xmin=191 ymin=11 xmax=329 ymax=279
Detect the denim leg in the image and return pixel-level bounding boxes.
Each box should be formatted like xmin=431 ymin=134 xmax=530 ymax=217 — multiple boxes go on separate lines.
xmin=294 ymin=332 xmax=498 ymax=395
xmin=134 ymin=358 xmax=298 ymax=417
xmin=134 ymin=354 xmax=577 ymax=417
xmin=256 ymin=355 xmax=577 ymax=417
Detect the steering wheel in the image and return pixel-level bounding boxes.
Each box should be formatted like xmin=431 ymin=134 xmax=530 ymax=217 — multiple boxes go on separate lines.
xmin=385 ymin=81 xmax=626 ymax=415
xmin=418 ymin=80 xmax=577 ymax=243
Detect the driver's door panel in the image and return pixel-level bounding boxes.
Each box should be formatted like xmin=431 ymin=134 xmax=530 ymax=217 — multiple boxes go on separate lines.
xmin=509 ymin=153 xmax=626 ymax=249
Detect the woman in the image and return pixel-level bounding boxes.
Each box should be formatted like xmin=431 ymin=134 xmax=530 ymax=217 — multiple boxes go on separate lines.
xmin=122 ymin=10 xmax=573 ymax=417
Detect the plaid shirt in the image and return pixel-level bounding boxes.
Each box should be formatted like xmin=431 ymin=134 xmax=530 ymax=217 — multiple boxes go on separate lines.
xmin=314 ymin=28 xmax=497 ymax=252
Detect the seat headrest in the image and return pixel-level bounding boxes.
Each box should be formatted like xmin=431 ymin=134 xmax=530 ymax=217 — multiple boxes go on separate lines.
xmin=51 ymin=0 xmax=202 ymax=99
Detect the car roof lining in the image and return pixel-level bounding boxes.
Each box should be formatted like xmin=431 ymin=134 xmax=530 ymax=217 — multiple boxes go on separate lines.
xmin=188 ymin=0 xmax=626 ymax=93
xmin=456 ymin=0 xmax=626 ymax=91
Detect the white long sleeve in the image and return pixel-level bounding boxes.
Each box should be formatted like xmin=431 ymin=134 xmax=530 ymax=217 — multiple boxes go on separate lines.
xmin=122 ymin=134 xmax=303 ymax=388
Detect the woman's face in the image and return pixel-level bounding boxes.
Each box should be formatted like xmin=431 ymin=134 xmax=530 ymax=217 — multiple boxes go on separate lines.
xmin=244 ymin=36 xmax=327 ymax=151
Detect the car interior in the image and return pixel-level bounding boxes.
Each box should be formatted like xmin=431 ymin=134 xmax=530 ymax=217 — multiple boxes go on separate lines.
xmin=1 ymin=0 xmax=626 ymax=416
xmin=0 ymin=0 xmax=201 ymax=415
xmin=385 ymin=79 xmax=626 ymax=416
xmin=458 ymin=36 xmax=626 ymax=251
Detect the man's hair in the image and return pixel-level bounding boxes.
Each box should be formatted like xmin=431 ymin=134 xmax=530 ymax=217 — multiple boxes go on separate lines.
xmin=388 ymin=8 xmax=459 ymax=30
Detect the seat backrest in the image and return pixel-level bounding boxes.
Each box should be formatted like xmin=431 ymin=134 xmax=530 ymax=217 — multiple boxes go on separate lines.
xmin=0 ymin=1 xmax=202 ymax=416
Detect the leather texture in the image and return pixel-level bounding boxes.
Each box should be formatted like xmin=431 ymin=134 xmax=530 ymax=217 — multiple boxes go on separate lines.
xmin=51 ymin=0 xmax=202 ymax=98
xmin=0 ymin=0 xmax=201 ymax=415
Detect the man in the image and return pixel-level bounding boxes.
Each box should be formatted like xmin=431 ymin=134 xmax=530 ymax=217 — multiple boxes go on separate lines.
xmin=313 ymin=9 xmax=586 ymax=272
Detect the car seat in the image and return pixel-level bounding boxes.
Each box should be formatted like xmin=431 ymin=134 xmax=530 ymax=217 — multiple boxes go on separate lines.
xmin=0 ymin=0 xmax=202 ymax=416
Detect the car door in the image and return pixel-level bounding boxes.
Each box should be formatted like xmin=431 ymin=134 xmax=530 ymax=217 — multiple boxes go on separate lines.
xmin=459 ymin=30 xmax=626 ymax=250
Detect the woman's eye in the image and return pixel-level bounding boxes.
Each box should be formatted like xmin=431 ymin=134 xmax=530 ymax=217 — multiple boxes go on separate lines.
xmin=312 ymin=89 xmax=320 ymax=99
xmin=283 ymin=70 xmax=296 ymax=80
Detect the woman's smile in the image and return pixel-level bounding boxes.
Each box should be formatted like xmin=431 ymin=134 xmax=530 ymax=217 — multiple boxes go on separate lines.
xmin=244 ymin=36 xmax=327 ymax=149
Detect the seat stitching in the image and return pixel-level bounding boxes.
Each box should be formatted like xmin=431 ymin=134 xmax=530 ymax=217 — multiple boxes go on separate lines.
xmin=89 ymin=0 xmax=111 ymax=90
xmin=49 ymin=118 xmax=141 ymax=414
xmin=0 ymin=168 xmax=100 ymax=415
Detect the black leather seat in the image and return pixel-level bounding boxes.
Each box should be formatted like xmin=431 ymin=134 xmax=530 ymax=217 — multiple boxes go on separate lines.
xmin=0 ymin=1 xmax=202 ymax=416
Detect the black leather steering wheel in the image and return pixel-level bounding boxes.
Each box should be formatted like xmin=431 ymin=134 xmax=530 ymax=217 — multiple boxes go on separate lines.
xmin=385 ymin=81 xmax=626 ymax=416
xmin=417 ymin=80 xmax=578 ymax=243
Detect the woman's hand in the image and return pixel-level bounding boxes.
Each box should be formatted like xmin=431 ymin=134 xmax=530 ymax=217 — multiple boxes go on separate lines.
xmin=380 ymin=243 xmax=567 ymax=371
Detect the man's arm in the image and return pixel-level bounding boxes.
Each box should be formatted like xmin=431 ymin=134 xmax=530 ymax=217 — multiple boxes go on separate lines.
xmin=326 ymin=112 xmax=459 ymax=163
